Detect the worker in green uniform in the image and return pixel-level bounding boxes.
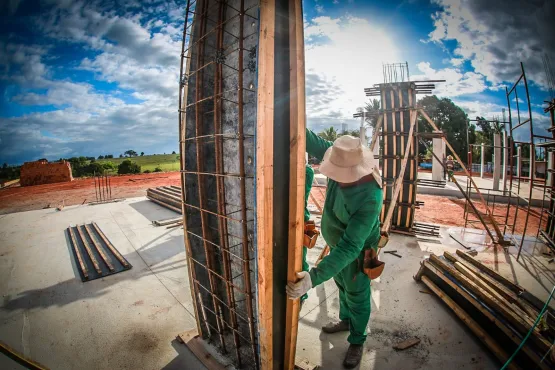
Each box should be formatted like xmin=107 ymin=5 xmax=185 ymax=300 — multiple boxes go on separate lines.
xmin=287 ymin=129 xmax=383 ymax=369
xmin=301 ymin=163 xmax=315 ymax=304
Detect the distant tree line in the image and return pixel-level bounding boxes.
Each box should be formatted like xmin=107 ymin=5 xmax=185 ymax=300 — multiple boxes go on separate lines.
xmin=0 ymin=163 xmax=20 ymax=180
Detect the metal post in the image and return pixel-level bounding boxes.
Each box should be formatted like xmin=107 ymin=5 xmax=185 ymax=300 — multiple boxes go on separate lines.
xmin=517 ymin=146 xmax=521 ymax=178
xmin=493 ymin=133 xmax=501 ymax=191
xmin=480 ymin=143 xmax=485 ymax=178
xmin=503 ymin=130 xmax=508 ymax=190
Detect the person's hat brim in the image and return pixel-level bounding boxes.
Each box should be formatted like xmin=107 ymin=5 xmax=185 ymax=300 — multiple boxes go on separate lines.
xmin=319 ymin=146 xmax=382 ymax=187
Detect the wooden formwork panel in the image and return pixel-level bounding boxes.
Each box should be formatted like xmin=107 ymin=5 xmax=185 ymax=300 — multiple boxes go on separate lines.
xmin=380 ymin=83 xmax=418 ymax=231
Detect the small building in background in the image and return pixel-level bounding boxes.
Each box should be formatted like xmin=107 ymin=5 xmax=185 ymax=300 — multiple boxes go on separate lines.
xmin=20 ymin=160 xmax=73 ymax=186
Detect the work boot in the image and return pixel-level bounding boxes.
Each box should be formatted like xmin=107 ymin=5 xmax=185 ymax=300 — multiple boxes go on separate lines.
xmin=343 ymin=344 xmax=363 ymax=369
xmin=321 ymin=320 xmax=349 ymax=334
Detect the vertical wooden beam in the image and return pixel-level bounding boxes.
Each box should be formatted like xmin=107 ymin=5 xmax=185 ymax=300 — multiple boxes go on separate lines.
xmin=256 ymin=0 xmax=276 ymax=368
xmin=284 ymin=0 xmax=306 ymax=368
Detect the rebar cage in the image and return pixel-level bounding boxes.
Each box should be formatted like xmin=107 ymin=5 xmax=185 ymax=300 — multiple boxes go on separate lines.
xmin=179 ymin=0 xmax=260 ymax=367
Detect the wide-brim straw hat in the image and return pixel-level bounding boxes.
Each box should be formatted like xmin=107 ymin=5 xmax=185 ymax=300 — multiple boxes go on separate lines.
xmin=319 ymin=135 xmax=382 ymax=187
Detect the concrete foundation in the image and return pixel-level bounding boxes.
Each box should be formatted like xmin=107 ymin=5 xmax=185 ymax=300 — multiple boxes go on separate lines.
xmin=1 ymin=198 xmax=554 ymax=369
xmin=432 ymin=138 xmax=445 ymax=181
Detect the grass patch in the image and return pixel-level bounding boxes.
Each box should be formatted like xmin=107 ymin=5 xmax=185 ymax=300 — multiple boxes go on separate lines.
xmin=97 ymin=154 xmax=180 ymax=173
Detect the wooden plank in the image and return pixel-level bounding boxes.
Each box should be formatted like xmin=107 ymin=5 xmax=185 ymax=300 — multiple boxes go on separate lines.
xmin=84 ymin=224 xmax=115 ymax=272
xmin=76 ymin=224 xmax=102 ymax=274
xmin=420 ymin=276 xmax=521 ymax=370
xmin=284 ymin=0 xmax=306 ymax=367
xmin=176 ymin=329 xmax=227 ymax=370
xmin=91 ymin=222 xmax=129 ymax=268
xmin=68 ymin=227 xmax=89 ymax=280
xmin=256 ymin=0 xmax=276 ymax=368
xmin=146 ymin=196 xmax=183 ymax=214
xmin=429 ymin=254 xmax=551 ymax=354
xmin=393 ymin=338 xmax=420 ymax=350
xmin=444 ymin=251 xmax=538 ymax=317
xmin=421 ymin=260 xmax=550 ymax=369
xmin=381 ymin=110 xmax=417 ymax=233
xmin=454 ymin=250 xmax=524 ymax=293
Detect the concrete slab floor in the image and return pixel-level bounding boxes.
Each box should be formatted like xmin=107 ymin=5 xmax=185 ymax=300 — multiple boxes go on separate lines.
xmin=0 ymin=197 xmax=204 ymax=370
xmin=1 ymin=198 xmax=554 ymax=369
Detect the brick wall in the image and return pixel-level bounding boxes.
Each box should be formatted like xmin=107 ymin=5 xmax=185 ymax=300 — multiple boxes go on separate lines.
xmin=20 ymin=160 xmax=73 ymax=186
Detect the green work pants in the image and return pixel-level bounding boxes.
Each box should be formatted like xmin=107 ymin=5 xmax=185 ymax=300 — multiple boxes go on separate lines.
xmin=301 ymin=246 xmax=309 ymax=303
xmin=334 ymin=256 xmax=371 ymax=345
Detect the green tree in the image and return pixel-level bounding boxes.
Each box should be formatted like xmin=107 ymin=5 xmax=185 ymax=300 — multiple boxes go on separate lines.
xmin=172 ymin=151 xmax=176 ymax=154
xmin=124 ymin=150 xmax=138 ymax=157
xmin=154 ymin=166 xmax=163 ymax=172
xmin=364 ymin=98 xmax=381 ymax=129
xmin=98 ymin=155 xmax=105 ymax=159
xmin=118 ymin=160 xmax=141 ymax=174
xmin=417 ymin=95 xmax=469 ymax=161
xmin=102 ymin=162 xmax=116 ymax=171
xmin=318 ymin=127 xmax=338 ymax=141
xmin=140 ymin=152 xmax=144 ymax=156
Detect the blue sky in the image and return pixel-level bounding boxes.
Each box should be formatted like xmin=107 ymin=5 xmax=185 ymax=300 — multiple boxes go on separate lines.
xmin=0 ymin=0 xmax=554 ymax=165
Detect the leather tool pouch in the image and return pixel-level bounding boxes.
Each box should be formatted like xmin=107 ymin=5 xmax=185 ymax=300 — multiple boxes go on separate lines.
xmin=363 ymin=248 xmax=385 ymax=280
xmin=303 ymin=220 xmax=320 ymax=249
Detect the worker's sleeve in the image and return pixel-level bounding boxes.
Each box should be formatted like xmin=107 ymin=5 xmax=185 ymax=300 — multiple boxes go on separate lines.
xmin=308 ymin=201 xmax=378 ymax=287
xmin=306 ymin=128 xmax=333 ymax=161
xmin=304 ymin=165 xmax=314 ymax=222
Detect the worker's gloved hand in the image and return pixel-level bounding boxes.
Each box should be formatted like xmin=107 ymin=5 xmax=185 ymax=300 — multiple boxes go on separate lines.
xmin=286 ymin=271 xmax=312 ymax=300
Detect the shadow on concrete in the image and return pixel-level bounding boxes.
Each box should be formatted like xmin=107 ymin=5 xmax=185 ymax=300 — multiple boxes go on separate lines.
xmin=160 ymin=339 xmax=207 ymax=370
xmin=129 ymin=199 xmax=180 ymax=223
xmin=1 ymin=231 xmax=187 ymax=312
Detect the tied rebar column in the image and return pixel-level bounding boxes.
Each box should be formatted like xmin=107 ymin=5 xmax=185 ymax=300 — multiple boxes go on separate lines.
xmin=179 ymin=0 xmax=261 ymax=367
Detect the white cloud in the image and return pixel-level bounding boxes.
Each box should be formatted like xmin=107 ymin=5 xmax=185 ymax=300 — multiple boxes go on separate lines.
xmin=304 ymin=15 xmax=400 ymax=130
xmin=0 ymin=2 xmax=182 ymax=164
xmin=428 ymin=0 xmax=555 ymax=88
xmin=315 ymin=5 xmax=324 ymax=13
xmin=411 ymin=61 xmax=487 ymax=97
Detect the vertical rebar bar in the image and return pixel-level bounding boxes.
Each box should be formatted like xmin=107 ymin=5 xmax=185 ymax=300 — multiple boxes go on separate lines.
xmin=517 ymin=62 xmax=535 ymax=260
xmin=194 ymin=0 xmax=228 ymax=352
xmin=214 ymin=0 xmax=242 ymax=366
xmin=237 ymin=0 xmax=259 ymax=366
xmin=179 ymin=0 xmax=206 ymax=338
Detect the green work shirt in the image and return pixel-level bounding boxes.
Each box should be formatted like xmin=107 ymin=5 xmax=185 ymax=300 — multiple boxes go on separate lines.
xmin=305 ymin=128 xmax=383 ymax=287
xmin=305 ymin=165 xmax=314 ymax=222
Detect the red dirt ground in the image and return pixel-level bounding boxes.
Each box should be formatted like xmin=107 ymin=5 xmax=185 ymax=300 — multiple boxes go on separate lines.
xmin=308 ymin=187 xmax=543 ymax=236
xmin=0 ymin=172 xmax=181 ymax=215
xmin=0 ymin=172 xmax=545 ymax=237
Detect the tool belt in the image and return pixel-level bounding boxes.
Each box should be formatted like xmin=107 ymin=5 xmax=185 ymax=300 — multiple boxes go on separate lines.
xmin=363 ymin=248 xmax=385 ymax=280
xmin=303 ymin=220 xmax=320 ymax=249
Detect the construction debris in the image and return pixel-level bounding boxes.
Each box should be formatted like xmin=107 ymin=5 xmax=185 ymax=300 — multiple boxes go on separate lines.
xmin=414 ymin=249 xmax=555 ymax=369
xmin=67 ymin=222 xmax=132 ymax=282
xmin=146 ymin=186 xmax=182 ymax=214
xmin=392 ymin=337 xmax=421 ymax=350
xmin=384 ymin=250 xmax=402 ymax=258
xmin=449 ymin=234 xmax=470 ymax=250
xmin=152 ymin=217 xmax=182 ymax=226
